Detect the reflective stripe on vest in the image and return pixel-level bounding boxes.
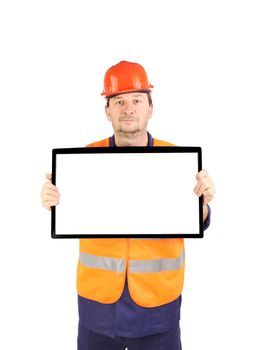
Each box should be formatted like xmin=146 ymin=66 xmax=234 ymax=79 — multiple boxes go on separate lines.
xmin=80 ymin=249 xmax=185 ymax=274
xmin=129 ymin=250 xmax=185 ymax=273
xmin=80 ymin=252 xmax=126 ymax=272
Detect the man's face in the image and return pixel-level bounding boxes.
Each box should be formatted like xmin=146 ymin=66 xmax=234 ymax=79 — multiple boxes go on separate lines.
xmin=105 ymin=92 xmax=153 ymax=134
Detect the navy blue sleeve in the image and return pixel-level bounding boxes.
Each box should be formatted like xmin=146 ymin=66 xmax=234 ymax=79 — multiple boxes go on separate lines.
xmin=203 ymin=204 xmax=211 ymax=231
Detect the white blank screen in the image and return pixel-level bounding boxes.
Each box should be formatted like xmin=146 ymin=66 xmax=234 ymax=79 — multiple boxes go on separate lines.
xmin=55 ymin=152 xmax=200 ymax=236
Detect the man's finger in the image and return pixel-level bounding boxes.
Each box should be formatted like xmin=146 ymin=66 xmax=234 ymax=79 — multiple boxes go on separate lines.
xmin=193 ymin=182 xmax=201 ymax=195
xmin=43 ymin=182 xmax=59 ymax=192
xmin=196 ymin=169 xmax=208 ymax=180
xmin=46 ymin=173 xmax=52 ymax=181
xmin=41 ymin=190 xmax=61 ymax=201
xmin=195 ymin=183 xmax=207 ymax=197
xmin=43 ymin=200 xmax=60 ymax=209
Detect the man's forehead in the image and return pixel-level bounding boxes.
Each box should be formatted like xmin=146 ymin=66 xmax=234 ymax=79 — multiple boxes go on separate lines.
xmin=112 ymin=92 xmax=147 ymax=100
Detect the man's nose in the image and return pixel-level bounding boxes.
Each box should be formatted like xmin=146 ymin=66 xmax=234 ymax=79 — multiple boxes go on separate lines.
xmin=122 ymin=101 xmax=135 ymax=114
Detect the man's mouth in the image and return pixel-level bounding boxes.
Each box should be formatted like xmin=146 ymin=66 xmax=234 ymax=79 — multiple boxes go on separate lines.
xmin=120 ymin=118 xmax=136 ymax=121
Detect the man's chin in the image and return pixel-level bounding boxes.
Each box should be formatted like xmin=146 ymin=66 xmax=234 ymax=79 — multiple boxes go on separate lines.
xmin=117 ymin=127 xmax=141 ymax=134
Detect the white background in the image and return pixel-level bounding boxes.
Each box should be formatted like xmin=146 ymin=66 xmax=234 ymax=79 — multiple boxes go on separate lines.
xmin=0 ymin=0 xmax=256 ymax=349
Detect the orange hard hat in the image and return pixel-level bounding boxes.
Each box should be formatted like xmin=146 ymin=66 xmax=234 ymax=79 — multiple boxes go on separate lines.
xmin=101 ymin=61 xmax=154 ymax=97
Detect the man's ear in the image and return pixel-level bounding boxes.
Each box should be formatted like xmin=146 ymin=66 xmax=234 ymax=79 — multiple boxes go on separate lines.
xmin=105 ymin=106 xmax=111 ymax=121
xmin=148 ymin=104 xmax=153 ymax=119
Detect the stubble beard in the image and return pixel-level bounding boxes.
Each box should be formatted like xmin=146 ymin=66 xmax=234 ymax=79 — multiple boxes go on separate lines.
xmin=115 ymin=125 xmax=142 ymax=138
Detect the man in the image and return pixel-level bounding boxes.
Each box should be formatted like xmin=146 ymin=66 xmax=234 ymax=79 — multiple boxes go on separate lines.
xmin=41 ymin=61 xmax=215 ymax=350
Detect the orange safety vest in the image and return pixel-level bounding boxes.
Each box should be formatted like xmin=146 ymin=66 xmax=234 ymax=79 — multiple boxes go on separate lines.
xmin=77 ymin=137 xmax=185 ymax=307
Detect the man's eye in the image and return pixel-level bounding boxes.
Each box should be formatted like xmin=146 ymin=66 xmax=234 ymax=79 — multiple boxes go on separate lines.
xmin=116 ymin=101 xmax=124 ymax=105
xmin=134 ymin=99 xmax=141 ymax=104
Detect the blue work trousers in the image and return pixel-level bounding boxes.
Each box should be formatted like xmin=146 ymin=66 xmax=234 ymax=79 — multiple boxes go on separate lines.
xmin=77 ymin=324 xmax=182 ymax=350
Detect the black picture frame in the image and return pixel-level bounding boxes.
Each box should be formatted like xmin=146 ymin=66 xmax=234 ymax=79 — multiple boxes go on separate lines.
xmin=51 ymin=146 xmax=203 ymax=239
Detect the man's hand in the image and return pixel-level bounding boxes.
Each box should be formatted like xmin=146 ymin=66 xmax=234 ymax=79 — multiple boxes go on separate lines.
xmin=194 ymin=169 xmax=215 ymax=205
xmin=194 ymin=169 xmax=215 ymax=222
xmin=40 ymin=173 xmax=61 ymax=210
